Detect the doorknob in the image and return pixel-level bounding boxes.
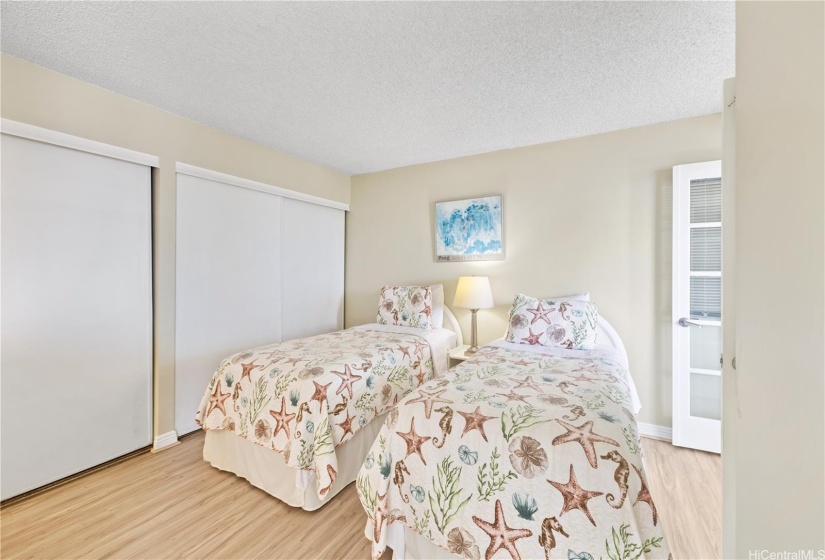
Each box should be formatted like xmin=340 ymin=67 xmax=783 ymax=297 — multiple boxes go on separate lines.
xmin=678 ymin=317 xmax=703 ymax=328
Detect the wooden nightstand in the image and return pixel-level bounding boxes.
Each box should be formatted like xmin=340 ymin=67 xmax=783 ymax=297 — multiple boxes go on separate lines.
xmin=449 ymin=345 xmax=474 ymax=367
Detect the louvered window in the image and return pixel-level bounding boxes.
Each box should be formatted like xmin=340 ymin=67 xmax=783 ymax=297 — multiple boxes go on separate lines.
xmin=689 ymin=177 xmax=722 ymax=319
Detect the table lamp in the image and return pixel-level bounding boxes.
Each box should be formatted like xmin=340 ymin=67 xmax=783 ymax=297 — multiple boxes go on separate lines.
xmin=453 ymin=276 xmax=494 ymax=355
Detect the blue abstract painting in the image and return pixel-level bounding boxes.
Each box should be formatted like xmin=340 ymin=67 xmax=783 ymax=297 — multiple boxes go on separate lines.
xmin=434 ymin=195 xmax=503 ymax=262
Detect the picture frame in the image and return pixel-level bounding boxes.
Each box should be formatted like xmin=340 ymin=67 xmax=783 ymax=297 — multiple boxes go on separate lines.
xmin=434 ymin=194 xmax=504 ymax=262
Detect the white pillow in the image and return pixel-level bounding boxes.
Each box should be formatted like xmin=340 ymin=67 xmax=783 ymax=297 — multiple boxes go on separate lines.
xmin=431 ymin=284 xmax=445 ymax=329
xmin=554 ymin=292 xmax=590 ymax=301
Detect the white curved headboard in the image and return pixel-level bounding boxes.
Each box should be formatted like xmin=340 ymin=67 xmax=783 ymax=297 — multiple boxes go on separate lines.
xmin=596 ymin=315 xmax=628 ymax=367
xmin=442 ymin=306 xmax=463 ymax=346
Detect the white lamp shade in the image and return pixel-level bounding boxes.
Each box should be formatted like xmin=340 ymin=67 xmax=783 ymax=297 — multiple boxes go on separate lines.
xmin=453 ymin=276 xmax=494 ymax=309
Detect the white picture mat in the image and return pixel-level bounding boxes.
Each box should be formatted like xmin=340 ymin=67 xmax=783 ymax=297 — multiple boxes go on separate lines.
xmin=1 ymin=134 xmax=153 ymax=500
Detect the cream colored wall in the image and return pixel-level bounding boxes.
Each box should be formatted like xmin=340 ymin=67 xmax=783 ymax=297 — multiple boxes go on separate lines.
xmin=0 ymin=54 xmax=351 ymax=440
xmin=346 ymin=114 xmax=722 ymax=428
xmin=729 ymin=1 xmax=824 ymax=556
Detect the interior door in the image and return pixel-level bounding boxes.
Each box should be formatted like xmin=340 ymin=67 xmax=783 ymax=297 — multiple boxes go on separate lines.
xmin=672 ymin=160 xmax=722 ymax=453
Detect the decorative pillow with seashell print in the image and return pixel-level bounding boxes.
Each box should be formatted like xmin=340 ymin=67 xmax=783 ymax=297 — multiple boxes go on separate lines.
xmin=376 ymin=285 xmax=434 ymax=329
xmin=505 ymin=293 xmax=598 ymax=349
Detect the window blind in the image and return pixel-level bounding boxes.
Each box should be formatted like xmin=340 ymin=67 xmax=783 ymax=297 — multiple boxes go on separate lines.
xmin=689 ymin=178 xmax=722 ymax=319
xmin=690 ymin=276 xmax=721 ymax=319
xmin=690 ymin=178 xmax=722 ymax=223
xmin=690 ymin=227 xmax=722 ymax=271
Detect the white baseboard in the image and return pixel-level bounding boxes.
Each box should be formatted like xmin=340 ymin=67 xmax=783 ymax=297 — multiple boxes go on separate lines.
xmin=152 ymin=430 xmax=180 ymax=453
xmin=637 ymin=422 xmax=672 ymax=442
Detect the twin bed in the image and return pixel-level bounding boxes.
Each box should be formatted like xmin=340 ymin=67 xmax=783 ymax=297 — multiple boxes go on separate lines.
xmin=196 ymin=286 xmax=462 ymax=509
xmin=195 ymin=287 xmax=670 ymax=559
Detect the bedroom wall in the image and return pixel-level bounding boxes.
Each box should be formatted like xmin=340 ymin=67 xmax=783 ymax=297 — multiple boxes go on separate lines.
xmin=729 ymin=1 xmax=825 ymax=556
xmin=0 ymin=54 xmax=351 ymax=442
xmin=346 ymin=114 xmax=722 ymax=429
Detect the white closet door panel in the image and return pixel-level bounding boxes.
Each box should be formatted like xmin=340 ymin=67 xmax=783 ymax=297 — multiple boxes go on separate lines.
xmin=281 ymin=199 xmax=345 ymax=341
xmin=1 ymin=134 xmax=152 ymax=500
xmin=175 ymin=174 xmax=282 ymax=435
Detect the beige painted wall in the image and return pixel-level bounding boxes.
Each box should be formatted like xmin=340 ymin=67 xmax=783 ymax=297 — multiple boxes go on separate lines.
xmin=729 ymin=1 xmax=825 ymax=556
xmin=0 ymin=54 xmax=351 ymax=439
xmin=346 ymin=114 xmax=722 ymax=428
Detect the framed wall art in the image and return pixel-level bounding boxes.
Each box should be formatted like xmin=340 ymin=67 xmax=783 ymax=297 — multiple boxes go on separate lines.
xmin=434 ymin=195 xmax=503 ymax=262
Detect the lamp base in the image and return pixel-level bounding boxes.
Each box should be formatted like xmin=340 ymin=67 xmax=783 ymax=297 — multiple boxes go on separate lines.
xmin=468 ymin=308 xmax=479 ymax=356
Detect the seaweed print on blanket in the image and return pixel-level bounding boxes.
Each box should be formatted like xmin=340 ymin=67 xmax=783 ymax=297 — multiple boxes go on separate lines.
xmin=357 ymin=345 xmax=671 ymax=560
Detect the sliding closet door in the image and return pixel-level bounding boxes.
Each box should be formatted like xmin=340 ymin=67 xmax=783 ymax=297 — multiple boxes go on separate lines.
xmin=281 ymin=198 xmax=345 ymax=341
xmin=1 ymin=134 xmax=152 ymax=500
xmin=175 ymin=174 xmax=282 ymax=435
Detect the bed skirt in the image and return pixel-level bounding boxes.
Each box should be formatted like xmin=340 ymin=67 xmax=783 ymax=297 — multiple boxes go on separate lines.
xmin=203 ymin=411 xmax=387 ymax=511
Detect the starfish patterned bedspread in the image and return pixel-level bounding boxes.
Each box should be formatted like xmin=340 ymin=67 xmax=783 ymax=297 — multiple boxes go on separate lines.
xmin=357 ymin=342 xmax=670 ymax=560
xmin=195 ymin=324 xmax=454 ymax=500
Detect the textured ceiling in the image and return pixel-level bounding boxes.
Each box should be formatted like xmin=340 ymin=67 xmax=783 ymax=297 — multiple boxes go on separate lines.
xmin=1 ymin=2 xmax=734 ymax=175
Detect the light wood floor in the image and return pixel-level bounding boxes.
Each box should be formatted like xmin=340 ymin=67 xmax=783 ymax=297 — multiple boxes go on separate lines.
xmin=0 ymin=433 xmax=720 ymax=560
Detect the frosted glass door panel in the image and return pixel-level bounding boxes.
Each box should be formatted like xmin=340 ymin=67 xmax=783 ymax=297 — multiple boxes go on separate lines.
xmin=281 ymin=198 xmax=344 ymax=341
xmin=1 ymin=134 xmax=152 ymax=500
xmin=690 ymin=325 xmax=722 ymax=371
xmin=175 ymin=174 xmax=282 ymax=435
xmin=690 ymin=373 xmax=721 ymax=421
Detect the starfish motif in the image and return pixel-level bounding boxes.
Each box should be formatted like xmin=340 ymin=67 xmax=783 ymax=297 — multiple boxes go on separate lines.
xmin=373 ymin=490 xmax=389 ymax=543
xmin=633 ymin=464 xmax=659 ymax=526
xmin=262 ymin=348 xmax=282 ymax=361
xmin=337 ymin=410 xmax=355 ymax=439
xmin=332 ymin=364 xmax=363 ymax=399
xmin=502 ymin=391 xmax=531 ymax=404
xmin=513 ymin=359 xmax=533 ymax=366
xmin=414 ymin=368 xmax=427 ymax=386
xmin=569 ymin=372 xmax=599 ymax=383
xmin=572 ymin=362 xmax=602 ymax=374
xmin=547 ymin=464 xmax=604 ymax=526
xmin=458 ymin=406 xmax=497 ymax=442
xmin=512 ymin=376 xmax=544 ymax=394
xmin=310 ymin=380 xmax=332 ymax=410
xmin=207 ymin=380 xmax=230 ymax=417
xmin=396 ymin=418 xmax=432 ymax=464
xmin=472 ymin=499 xmax=533 ymax=560
xmin=405 ymin=388 xmax=452 ymax=419
xmin=282 ymin=356 xmax=304 ymax=367
xmin=240 ymin=360 xmax=261 ymax=382
xmin=526 ymin=302 xmax=554 ymax=325
xmin=521 ymin=329 xmax=542 ymax=345
xmin=397 ymin=345 xmax=412 ymax=360
xmin=552 ymin=419 xmax=619 ymax=468
xmin=269 ymin=396 xmax=296 ymax=439
xmin=412 ymin=340 xmax=429 ymax=358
